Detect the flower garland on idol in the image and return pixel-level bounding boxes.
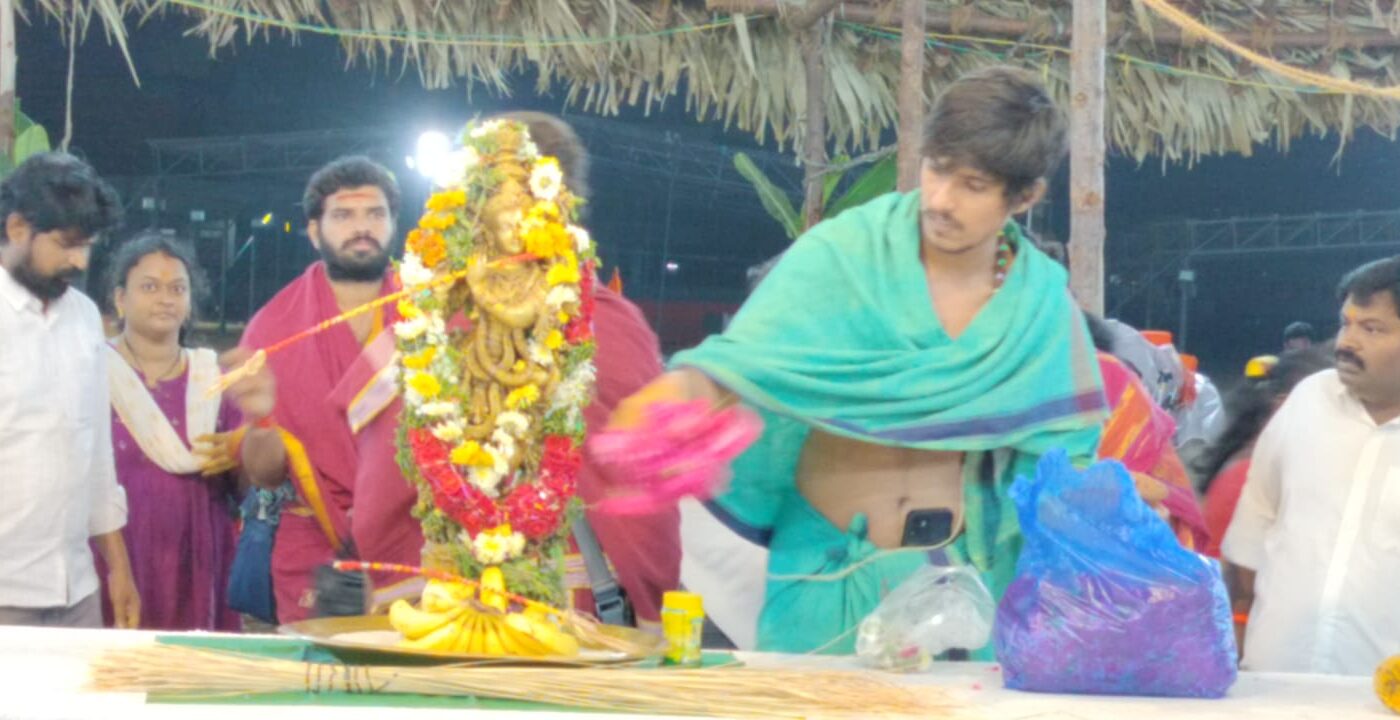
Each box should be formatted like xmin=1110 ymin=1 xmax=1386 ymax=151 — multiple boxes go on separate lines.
xmin=394 ymin=119 xmax=597 ymax=605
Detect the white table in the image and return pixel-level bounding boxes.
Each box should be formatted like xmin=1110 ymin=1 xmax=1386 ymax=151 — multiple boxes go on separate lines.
xmin=0 ymin=626 xmax=1390 ymax=719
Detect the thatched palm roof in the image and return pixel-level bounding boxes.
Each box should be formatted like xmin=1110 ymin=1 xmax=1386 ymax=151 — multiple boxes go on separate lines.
xmin=30 ymin=0 xmax=1400 ymax=162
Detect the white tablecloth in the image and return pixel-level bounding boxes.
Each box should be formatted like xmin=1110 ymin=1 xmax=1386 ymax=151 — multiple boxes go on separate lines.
xmin=0 ymin=626 xmax=1389 ymax=719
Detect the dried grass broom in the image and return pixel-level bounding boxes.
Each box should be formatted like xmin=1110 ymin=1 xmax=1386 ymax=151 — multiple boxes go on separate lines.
xmin=89 ymin=644 xmax=952 ymax=718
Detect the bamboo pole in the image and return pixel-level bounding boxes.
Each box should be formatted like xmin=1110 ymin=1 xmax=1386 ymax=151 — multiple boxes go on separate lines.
xmin=1069 ymin=0 xmax=1107 ymax=313
xmin=61 ymin=10 xmax=77 ymax=152
xmin=798 ymin=26 xmax=827 ymax=228
xmin=783 ymin=0 xmax=842 ymax=31
xmin=0 ymin=0 xmax=15 ymax=161
xmin=895 ymin=0 xmax=925 ymax=191
xmin=792 ymin=0 xmax=841 ymax=229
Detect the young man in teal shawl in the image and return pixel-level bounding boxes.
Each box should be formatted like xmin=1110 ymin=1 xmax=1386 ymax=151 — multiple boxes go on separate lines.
xmin=611 ymin=66 xmax=1108 ymax=656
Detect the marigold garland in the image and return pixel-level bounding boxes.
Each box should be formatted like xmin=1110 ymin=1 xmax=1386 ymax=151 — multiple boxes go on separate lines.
xmin=394 ymin=118 xmax=597 ymax=605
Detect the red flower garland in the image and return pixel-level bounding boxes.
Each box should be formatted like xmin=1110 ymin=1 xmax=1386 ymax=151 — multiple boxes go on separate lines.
xmin=503 ymin=483 xmax=565 ymax=540
xmin=580 ymin=261 xmax=597 ymax=320
xmin=409 ymin=429 xmax=500 ymax=535
xmin=564 ymin=262 xmax=596 ymax=344
xmin=410 ymin=429 xmax=583 ymax=541
xmin=540 ymin=435 xmax=583 ymax=498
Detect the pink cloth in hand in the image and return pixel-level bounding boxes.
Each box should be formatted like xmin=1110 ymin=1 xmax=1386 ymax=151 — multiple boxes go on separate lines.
xmin=588 ymin=400 xmax=762 ymax=515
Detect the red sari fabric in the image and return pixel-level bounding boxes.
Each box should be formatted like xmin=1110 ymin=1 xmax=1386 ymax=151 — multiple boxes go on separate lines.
xmin=1096 ymin=353 xmax=1210 ymax=550
xmin=1202 ymin=457 xmax=1250 ymax=559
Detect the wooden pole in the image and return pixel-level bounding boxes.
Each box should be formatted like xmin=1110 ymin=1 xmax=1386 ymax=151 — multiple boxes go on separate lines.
xmin=895 ymin=0 xmax=925 ymax=191
xmin=790 ymin=0 xmax=840 ymax=229
xmin=61 ymin=10 xmax=77 ymax=152
xmin=0 ymin=0 xmax=15 ymax=161
xmin=798 ymin=24 xmax=828 ymax=229
xmin=1069 ymin=0 xmax=1106 ymax=314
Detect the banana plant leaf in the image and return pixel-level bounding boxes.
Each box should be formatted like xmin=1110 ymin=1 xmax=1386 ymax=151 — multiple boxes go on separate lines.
xmin=3 ymin=106 xmax=52 ymax=178
xmin=825 ymin=153 xmax=897 ymax=219
xmin=13 ymin=125 xmax=51 ymax=166
xmin=733 ymin=151 xmax=801 ymax=240
xmin=822 ymin=153 xmax=848 ymax=207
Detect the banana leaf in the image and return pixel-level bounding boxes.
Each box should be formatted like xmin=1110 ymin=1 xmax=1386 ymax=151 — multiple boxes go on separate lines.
xmin=13 ymin=125 xmax=51 ymax=166
xmin=825 ymin=153 xmax=897 ymax=219
xmin=15 ymin=104 xmax=36 ymax=135
xmin=733 ymin=151 xmax=801 ymax=240
xmin=2 ymin=106 xmax=52 ymax=179
xmin=822 ymin=153 xmax=849 ymax=207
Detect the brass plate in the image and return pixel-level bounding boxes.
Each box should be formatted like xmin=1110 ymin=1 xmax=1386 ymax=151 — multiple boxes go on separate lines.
xmin=280 ymin=614 xmax=666 ymax=667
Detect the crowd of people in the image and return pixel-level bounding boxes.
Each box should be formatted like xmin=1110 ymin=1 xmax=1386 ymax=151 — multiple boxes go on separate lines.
xmin=0 ymin=66 xmax=1394 ymax=679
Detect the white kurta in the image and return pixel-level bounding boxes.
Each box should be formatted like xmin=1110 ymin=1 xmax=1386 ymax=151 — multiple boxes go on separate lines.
xmin=1223 ymin=369 xmax=1400 ymax=675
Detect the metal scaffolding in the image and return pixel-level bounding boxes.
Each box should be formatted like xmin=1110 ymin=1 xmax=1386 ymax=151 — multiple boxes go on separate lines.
xmin=1110 ymin=209 xmax=1400 ymax=343
xmin=147 ymin=117 xmax=802 ymax=207
xmin=140 ymin=117 xmax=805 ymax=333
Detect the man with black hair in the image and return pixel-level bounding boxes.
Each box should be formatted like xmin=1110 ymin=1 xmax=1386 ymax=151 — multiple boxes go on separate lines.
xmin=610 ymin=66 xmax=1108 ymax=654
xmin=1283 ymin=321 xmax=1317 ymax=351
xmin=0 ymin=152 xmax=140 ymax=628
xmin=222 ymin=156 xmax=402 ymax=622
xmin=1223 ymin=256 xmax=1400 ymax=674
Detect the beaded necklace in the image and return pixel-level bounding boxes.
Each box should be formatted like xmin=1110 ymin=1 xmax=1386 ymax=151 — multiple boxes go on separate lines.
xmin=992 ymin=232 xmax=1017 ymax=290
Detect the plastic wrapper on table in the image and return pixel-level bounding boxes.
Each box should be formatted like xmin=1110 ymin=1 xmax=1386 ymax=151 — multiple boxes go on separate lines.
xmin=855 ymin=566 xmax=995 ymax=672
xmin=994 ymin=450 xmax=1237 ymax=698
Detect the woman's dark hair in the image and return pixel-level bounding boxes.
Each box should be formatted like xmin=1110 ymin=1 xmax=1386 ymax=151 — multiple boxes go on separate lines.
xmin=1196 ymin=348 xmax=1330 ymax=489
xmin=1083 ymin=311 xmax=1117 ymax=353
xmin=106 ymin=231 xmax=208 ymax=345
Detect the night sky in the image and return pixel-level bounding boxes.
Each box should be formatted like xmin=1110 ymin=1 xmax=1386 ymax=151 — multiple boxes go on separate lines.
xmin=17 ymin=12 xmax=1400 ymax=371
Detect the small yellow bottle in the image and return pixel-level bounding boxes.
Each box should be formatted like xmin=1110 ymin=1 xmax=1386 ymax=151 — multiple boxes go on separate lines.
xmin=661 ymin=591 xmax=705 ymax=666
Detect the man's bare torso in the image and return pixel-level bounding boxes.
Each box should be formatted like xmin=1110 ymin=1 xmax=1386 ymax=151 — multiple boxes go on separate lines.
xmin=796 ymin=430 xmax=964 ymax=549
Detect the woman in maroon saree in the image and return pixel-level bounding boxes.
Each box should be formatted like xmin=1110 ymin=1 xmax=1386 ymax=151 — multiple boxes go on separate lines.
xmin=97 ymin=233 xmax=241 ymax=631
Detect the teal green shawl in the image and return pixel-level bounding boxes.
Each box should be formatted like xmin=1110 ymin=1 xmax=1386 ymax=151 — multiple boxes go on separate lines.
xmin=671 ymin=191 xmax=1107 ymax=600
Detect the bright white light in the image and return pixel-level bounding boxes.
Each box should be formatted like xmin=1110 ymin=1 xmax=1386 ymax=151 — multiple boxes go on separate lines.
xmin=413 ymin=131 xmax=454 ymax=186
xmin=416 ymin=131 xmax=450 ymax=159
xmin=665 ymin=261 xmax=680 ymax=273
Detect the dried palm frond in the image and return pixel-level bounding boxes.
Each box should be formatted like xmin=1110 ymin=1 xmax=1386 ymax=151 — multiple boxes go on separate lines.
xmin=26 ymin=0 xmax=1400 ymax=162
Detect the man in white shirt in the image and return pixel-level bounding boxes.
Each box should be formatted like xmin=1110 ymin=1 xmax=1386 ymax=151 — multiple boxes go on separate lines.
xmin=1223 ymin=255 xmax=1400 ymax=675
xmin=0 ymin=153 xmax=139 ymax=628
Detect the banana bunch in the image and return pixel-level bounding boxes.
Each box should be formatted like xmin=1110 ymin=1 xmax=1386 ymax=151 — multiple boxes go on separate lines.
xmin=387 ymin=568 xmax=581 ymax=657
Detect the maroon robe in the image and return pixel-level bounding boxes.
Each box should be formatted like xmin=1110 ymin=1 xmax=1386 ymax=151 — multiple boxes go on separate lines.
xmin=241 ymin=262 xmax=398 ymax=623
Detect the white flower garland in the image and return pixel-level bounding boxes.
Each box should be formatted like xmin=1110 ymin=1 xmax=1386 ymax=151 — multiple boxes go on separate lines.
xmin=394 ymin=119 xmax=595 ymax=567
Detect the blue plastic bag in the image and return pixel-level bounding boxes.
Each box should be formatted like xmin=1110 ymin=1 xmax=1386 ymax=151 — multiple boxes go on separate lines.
xmin=994 ymin=451 xmax=1237 ymax=698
